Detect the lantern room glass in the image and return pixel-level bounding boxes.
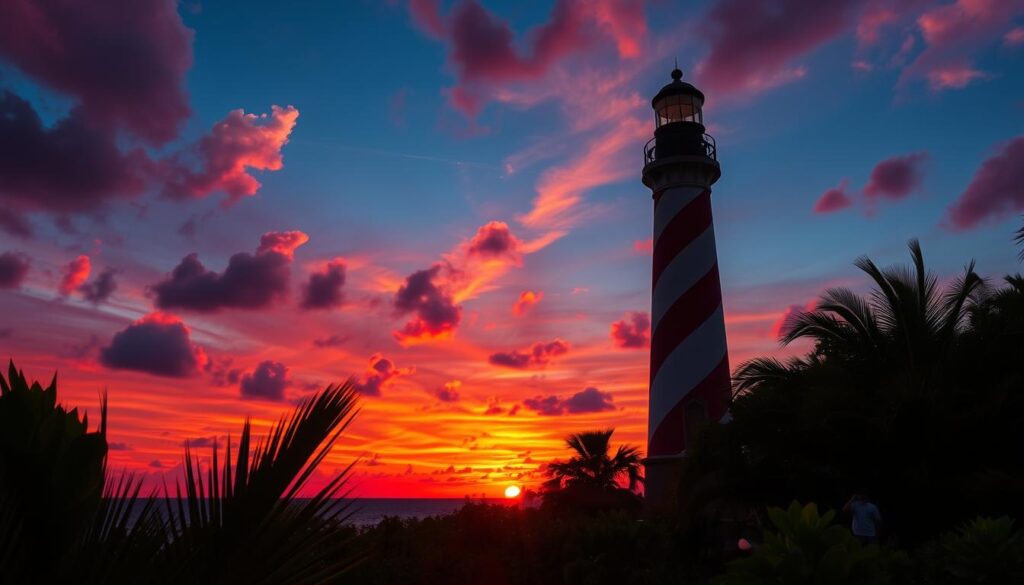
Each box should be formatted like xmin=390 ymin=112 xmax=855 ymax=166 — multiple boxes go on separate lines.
xmin=654 ymin=94 xmax=702 ymax=127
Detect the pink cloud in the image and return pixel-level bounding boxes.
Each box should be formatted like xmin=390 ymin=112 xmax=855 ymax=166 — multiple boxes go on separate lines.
xmin=465 ymin=220 xmax=522 ymax=264
xmin=301 ymin=259 xmax=347 ymax=310
xmin=240 ymin=361 xmax=290 ymax=401
xmin=164 ymin=105 xmax=300 ymax=203
xmin=522 ymin=387 xmax=616 ymax=415
xmin=512 ymin=290 xmax=543 ymax=316
xmin=903 ymin=0 xmax=1023 ymax=92
xmin=856 ymin=4 xmax=899 ymax=46
xmin=80 ymin=268 xmax=118 ymax=304
xmin=59 ymin=254 xmax=91 ymax=296
xmin=353 ymin=354 xmax=414 ymax=398
xmin=257 ymin=230 xmax=309 ymax=259
xmin=409 ymin=0 xmax=646 ymax=116
xmin=0 ymin=252 xmax=31 ymax=288
xmin=394 ymin=265 xmax=462 ymax=342
xmin=408 ymin=0 xmax=445 ymax=38
xmin=1005 ymin=26 xmax=1024 ymax=46
xmin=813 ymin=179 xmax=854 ymax=213
xmin=610 ymin=311 xmax=650 ymax=349
xmin=697 ymin=0 xmax=860 ymax=96
xmin=945 ymin=135 xmax=1024 ymax=230
xmin=488 ymin=339 xmax=570 ymax=369
xmin=0 ymin=0 xmax=193 ymax=144
xmin=926 ymin=61 xmax=987 ymax=90
xmin=864 ymin=152 xmax=928 ymax=200
xmin=100 ymin=312 xmax=207 ymax=378
xmin=151 ymin=231 xmax=308 ymax=312
xmin=431 ymin=380 xmax=462 ymax=402
xmin=632 ymin=238 xmax=653 ymax=254
xmin=0 ymin=91 xmax=153 ymax=214
xmin=771 ymin=303 xmax=808 ymax=340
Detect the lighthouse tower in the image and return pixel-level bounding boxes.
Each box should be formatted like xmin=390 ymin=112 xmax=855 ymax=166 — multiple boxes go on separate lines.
xmin=642 ymin=68 xmax=731 ymax=509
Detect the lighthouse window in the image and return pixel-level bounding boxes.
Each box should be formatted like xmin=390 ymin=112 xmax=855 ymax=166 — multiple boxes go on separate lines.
xmin=655 ymin=94 xmax=702 ymax=126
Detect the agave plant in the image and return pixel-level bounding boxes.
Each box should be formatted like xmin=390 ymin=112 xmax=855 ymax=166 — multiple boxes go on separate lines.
xmin=157 ymin=382 xmax=362 ymax=584
xmin=0 ymin=360 xmax=363 ymax=584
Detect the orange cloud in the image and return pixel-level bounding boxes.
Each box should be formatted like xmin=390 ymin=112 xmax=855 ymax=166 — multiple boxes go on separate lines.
xmin=512 ymin=290 xmax=543 ymax=316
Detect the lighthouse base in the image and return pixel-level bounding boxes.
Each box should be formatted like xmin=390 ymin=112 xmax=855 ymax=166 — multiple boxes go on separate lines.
xmin=643 ymin=454 xmax=685 ymax=514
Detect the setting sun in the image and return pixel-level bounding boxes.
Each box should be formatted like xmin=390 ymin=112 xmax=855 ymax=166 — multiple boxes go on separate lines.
xmin=504 ymin=485 xmax=522 ymax=499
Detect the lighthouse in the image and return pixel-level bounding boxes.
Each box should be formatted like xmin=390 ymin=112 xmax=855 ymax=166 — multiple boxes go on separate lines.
xmin=642 ymin=68 xmax=731 ymax=509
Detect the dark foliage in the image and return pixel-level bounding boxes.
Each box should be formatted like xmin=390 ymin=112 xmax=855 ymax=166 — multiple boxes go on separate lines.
xmin=679 ymin=241 xmax=1024 ymax=546
xmin=343 ymin=503 xmax=698 ymax=585
xmin=0 ymin=360 xmax=361 ymax=584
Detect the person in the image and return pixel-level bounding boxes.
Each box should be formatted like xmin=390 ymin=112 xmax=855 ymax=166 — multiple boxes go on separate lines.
xmin=843 ymin=490 xmax=882 ymax=545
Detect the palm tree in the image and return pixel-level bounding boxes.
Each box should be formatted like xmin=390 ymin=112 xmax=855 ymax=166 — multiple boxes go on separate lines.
xmin=543 ymin=429 xmax=643 ymax=492
xmin=735 ymin=239 xmax=984 ymax=393
xmin=0 ymin=361 xmax=363 ymax=584
xmin=683 ymin=240 xmax=1024 ymax=545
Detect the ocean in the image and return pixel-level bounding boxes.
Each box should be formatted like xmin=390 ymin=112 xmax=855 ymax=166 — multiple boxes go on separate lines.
xmin=132 ymin=498 xmax=511 ymax=527
xmin=341 ymin=498 xmax=509 ymax=526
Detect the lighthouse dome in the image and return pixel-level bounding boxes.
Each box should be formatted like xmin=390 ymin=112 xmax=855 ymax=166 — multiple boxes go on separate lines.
xmin=651 ymin=68 xmax=704 ymax=127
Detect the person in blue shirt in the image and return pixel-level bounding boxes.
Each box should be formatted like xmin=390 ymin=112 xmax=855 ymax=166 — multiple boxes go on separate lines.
xmin=843 ymin=489 xmax=882 ymax=545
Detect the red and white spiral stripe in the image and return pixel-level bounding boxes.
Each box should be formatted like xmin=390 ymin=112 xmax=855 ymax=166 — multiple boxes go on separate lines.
xmin=648 ymin=185 xmax=730 ymax=457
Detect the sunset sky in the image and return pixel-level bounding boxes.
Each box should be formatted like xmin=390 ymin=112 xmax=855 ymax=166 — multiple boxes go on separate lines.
xmin=1 ymin=0 xmax=1023 ymax=498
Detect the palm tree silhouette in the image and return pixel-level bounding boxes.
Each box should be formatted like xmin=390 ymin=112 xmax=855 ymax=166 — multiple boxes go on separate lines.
xmin=735 ymin=239 xmax=984 ymax=392
xmin=543 ymin=429 xmax=643 ymax=492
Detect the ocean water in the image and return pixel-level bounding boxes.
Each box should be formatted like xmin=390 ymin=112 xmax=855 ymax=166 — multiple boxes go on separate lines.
xmin=132 ymin=498 xmax=512 ymax=527
xmin=341 ymin=498 xmax=509 ymax=526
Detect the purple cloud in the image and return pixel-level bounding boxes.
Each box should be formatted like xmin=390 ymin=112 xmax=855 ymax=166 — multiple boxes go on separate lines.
xmin=100 ymin=313 xmax=206 ymax=378
xmin=240 ymin=361 xmax=290 ymax=401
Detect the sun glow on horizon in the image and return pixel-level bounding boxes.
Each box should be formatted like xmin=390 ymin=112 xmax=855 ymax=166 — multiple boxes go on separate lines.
xmin=504 ymin=485 xmax=522 ymax=499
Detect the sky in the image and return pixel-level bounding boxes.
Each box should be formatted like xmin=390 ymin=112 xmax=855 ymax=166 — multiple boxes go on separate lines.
xmin=1 ymin=0 xmax=1023 ymax=498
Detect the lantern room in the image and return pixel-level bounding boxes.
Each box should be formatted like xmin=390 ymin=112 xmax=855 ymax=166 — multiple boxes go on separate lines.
xmin=652 ymin=68 xmax=705 ymax=128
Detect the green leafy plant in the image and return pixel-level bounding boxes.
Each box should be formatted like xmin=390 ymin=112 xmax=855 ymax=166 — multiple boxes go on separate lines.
xmin=0 ymin=360 xmax=363 ymax=584
xmin=938 ymin=516 xmax=1024 ymax=583
xmin=716 ymin=502 xmax=898 ymax=585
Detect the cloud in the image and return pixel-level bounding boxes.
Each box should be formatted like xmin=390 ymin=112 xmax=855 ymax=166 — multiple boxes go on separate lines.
xmin=632 ymin=238 xmax=653 ymax=254
xmin=408 ymin=0 xmax=445 ymax=37
xmin=430 ymin=380 xmax=462 ymax=402
xmin=240 ymin=360 xmax=290 ymax=401
xmin=483 ymin=397 xmax=507 ymax=415
xmin=488 ymin=338 xmax=570 ymax=368
xmin=353 ymin=354 xmax=414 ymax=398
xmin=0 ymin=209 xmax=33 ymax=239
xmin=1006 ymin=27 xmax=1024 ymax=46
xmin=610 ymin=311 xmax=650 ymax=349
xmin=393 ymin=264 xmax=462 ymax=342
xmin=301 ymin=259 xmax=346 ymax=310
xmin=902 ymin=0 xmax=1023 ymax=92
xmin=80 ymin=268 xmax=118 ymax=304
xmin=813 ymin=179 xmax=854 ymax=213
xmin=945 ymin=136 xmax=1024 ymax=230
xmin=312 ymin=334 xmax=349 ymax=348
xmin=864 ymin=152 xmax=928 ymax=201
xmin=409 ymin=0 xmax=645 ymax=116
xmin=926 ymin=62 xmax=987 ymax=90
xmin=465 ymin=221 xmax=521 ymax=264
xmin=59 ymin=255 xmax=91 ymax=296
xmin=512 ymin=290 xmax=543 ymax=316
xmin=0 ymin=0 xmax=192 ymax=144
xmin=697 ymin=0 xmax=860 ymax=96
xmin=771 ymin=304 xmax=806 ymax=340
xmin=0 ymin=91 xmax=153 ymax=214
xmin=163 ymin=105 xmax=299 ymax=203
xmin=0 ymin=252 xmax=31 ymax=288
xmin=151 ymin=231 xmax=308 ymax=312
xmin=100 ymin=312 xmax=206 ymax=378
xmin=522 ymin=387 xmax=616 ymax=415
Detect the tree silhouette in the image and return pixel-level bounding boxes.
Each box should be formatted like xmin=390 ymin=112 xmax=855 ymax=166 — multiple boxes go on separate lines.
xmin=543 ymin=429 xmax=643 ymax=492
